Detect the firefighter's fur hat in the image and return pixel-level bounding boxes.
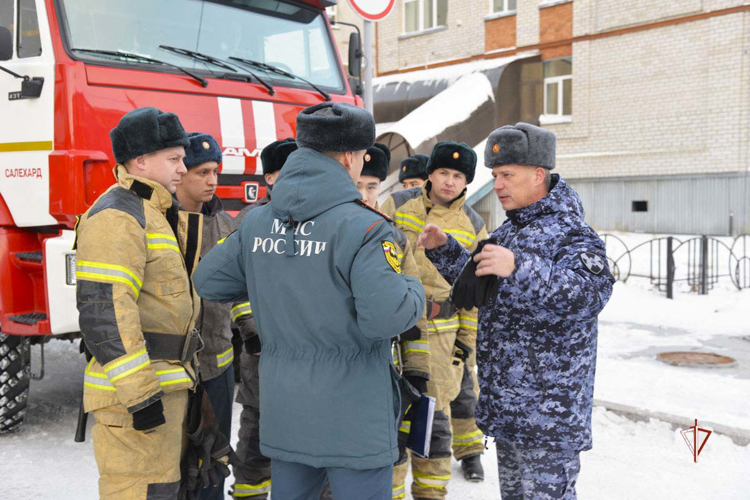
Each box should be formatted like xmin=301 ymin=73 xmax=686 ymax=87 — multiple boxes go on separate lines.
xmin=399 ymin=154 xmax=429 ymax=183
xmin=260 ymin=138 xmax=298 ymax=176
xmin=296 ymin=102 xmax=375 ymax=153
xmin=427 ymin=141 xmax=477 ymax=184
xmin=361 ymin=143 xmax=390 ymax=181
xmin=110 ymin=107 xmax=190 ymax=164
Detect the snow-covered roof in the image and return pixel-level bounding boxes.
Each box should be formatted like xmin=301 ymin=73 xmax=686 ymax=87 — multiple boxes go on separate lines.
xmin=373 ymin=52 xmax=532 ymax=89
xmin=378 ymin=72 xmax=494 ymax=152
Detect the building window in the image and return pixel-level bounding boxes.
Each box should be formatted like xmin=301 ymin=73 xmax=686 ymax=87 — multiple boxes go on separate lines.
xmin=542 ymin=57 xmax=572 ymax=119
xmin=491 ymin=0 xmax=517 ymax=14
xmin=404 ymin=0 xmax=447 ymax=34
xmin=326 ymin=6 xmax=337 ymax=24
xmin=18 ymin=0 xmax=41 ymax=58
xmin=632 ymin=201 xmax=648 ymax=212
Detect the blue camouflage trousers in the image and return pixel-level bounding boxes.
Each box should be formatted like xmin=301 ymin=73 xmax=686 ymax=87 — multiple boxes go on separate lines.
xmin=495 ymin=440 xmax=580 ymax=500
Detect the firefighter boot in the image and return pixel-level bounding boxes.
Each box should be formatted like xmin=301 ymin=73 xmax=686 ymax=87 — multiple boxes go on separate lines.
xmin=461 ymin=454 xmax=485 ymax=482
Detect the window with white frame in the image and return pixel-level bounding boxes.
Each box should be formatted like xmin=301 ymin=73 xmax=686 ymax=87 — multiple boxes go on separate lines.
xmin=491 ymin=0 xmax=517 ymax=14
xmin=543 ymin=58 xmax=572 ymax=117
xmin=404 ymin=0 xmax=447 ymax=34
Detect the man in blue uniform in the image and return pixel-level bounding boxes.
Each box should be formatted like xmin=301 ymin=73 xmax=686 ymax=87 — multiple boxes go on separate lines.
xmin=193 ymin=102 xmax=425 ymax=500
xmin=418 ymin=123 xmax=614 ymax=500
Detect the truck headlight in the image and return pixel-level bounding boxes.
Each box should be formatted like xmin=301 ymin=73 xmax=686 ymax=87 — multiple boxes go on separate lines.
xmin=66 ymin=254 xmax=77 ymax=286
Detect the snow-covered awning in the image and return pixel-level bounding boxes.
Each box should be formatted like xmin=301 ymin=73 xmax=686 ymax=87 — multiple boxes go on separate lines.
xmin=373 ymin=53 xmax=530 ymax=124
xmin=377 ymin=73 xmax=496 ymax=203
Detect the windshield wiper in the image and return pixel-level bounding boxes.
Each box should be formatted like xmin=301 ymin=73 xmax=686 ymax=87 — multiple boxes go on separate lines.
xmin=159 ymin=45 xmax=237 ymax=73
xmin=159 ymin=45 xmax=275 ymax=96
xmin=229 ymin=56 xmax=331 ymax=101
xmin=71 ymin=48 xmax=208 ymax=87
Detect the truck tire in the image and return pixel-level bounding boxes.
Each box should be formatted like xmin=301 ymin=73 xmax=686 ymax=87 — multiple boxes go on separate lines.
xmin=0 ymin=332 xmax=30 ymax=433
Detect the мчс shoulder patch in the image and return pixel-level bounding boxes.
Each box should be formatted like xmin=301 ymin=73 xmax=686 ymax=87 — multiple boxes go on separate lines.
xmin=580 ymin=252 xmax=605 ymax=275
xmin=382 ymin=241 xmax=401 ymax=273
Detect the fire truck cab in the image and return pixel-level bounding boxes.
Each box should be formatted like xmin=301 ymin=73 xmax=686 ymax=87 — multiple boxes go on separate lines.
xmin=0 ymin=0 xmax=361 ymax=431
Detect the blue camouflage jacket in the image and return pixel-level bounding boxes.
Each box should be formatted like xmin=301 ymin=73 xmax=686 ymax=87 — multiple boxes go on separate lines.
xmin=426 ymin=175 xmax=614 ymax=451
xmin=193 ymin=147 xmax=425 ymax=469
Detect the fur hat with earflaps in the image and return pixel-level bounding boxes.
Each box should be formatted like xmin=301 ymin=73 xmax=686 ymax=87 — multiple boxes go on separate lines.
xmin=427 ymin=141 xmax=477 ymax=184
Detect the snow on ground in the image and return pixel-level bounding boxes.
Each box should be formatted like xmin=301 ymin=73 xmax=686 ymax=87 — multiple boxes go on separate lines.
xmin=2 ymin=232 xmax=750 ymax=498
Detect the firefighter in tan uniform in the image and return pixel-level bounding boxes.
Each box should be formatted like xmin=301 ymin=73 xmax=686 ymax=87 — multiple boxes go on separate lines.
xmin=76 ymin=108 xmax=203 ymax=499
xmin=355 ymin=144 xmax=431 ymax=500
xmin=381 ymin=141 xmax=489 ymax=499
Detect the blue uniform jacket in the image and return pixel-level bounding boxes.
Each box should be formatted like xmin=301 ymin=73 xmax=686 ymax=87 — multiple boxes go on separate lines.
xmin=193 ymin=147 xmax=425 ymax=469
xmin=426 ymin=175 xmax=613 ymax=451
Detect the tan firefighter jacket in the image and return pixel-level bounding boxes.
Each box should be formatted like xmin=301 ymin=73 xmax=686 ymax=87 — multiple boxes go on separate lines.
xmin=76 ymin=166 xmax=202 ymax=413
xmin=380 ymin=183 xmax=488 ymax=348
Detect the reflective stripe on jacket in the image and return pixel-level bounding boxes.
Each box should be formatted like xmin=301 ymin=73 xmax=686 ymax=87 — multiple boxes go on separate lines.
xmin=380 ymin=183 xmax=489 ymax=303
xmin=76 ymin=165 xmax=202 ymax=413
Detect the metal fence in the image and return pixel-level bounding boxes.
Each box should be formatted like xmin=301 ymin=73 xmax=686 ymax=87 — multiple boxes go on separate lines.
xmin=602 ymin=234 xmax=750 ymax=298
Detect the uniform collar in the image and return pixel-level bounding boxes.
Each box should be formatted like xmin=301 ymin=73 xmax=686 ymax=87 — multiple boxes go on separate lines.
xmin=115 ymin=165 xmax=174 ymax=212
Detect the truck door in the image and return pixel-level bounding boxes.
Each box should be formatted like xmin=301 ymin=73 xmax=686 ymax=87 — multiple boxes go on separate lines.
xmin=0 ymin=0 xmax=56 ymax=228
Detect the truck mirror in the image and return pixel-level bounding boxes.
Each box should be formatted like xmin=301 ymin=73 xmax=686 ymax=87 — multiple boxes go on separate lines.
xmin=348 ymin=76 xmax=363 ymax=97
xmin=348 ymin=32 xmax=362 ymax=78
xmin=0 ymin=27 xmax=12 ymax=61
xmin=21 ymin=77 xmax=44 ymax=98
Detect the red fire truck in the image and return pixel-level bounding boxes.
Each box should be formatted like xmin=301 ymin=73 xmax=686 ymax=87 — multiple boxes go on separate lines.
xmin=0 ymin=0 xmax=362 ymax=431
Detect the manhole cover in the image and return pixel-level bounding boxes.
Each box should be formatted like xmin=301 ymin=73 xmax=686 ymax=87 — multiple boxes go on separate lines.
xmin=657 ymin=351 xmax=737 ymax=368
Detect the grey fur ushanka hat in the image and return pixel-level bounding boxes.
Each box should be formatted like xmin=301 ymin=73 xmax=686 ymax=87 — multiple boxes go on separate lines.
xmin=110 ymin=107 xmax=191 ymax=164
xmin=296 ymin=102 xmax=375 ymax=153
xmin=485 ymin=122 xmax=556 ymax=170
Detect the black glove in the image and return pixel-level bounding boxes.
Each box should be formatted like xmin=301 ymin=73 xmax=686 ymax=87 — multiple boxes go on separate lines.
xmin=405 ymin=374 xmax=428 ymax=395
xmin=181 ymin=386 xmax=239 ymax=497
xmin=395 ymin=325 xmax=421 ymax=342
xmin=132 ymin=399 xmax=165 ymax=431
xmin=243 ymin=335 xmax=261 ymax=355
xmin=450 ymin=240 xmax=499 ymax=310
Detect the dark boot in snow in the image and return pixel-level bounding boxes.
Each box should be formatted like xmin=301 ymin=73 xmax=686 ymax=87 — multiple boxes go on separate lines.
xmin=461 ymin=454 xmax=484 ymax=482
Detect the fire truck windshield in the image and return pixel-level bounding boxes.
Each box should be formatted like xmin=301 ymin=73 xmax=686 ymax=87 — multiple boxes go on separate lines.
xmin=58 ymin=0 xmax=345 ymax=93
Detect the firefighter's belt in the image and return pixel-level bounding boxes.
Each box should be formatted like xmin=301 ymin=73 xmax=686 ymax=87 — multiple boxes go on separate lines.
xmin=426 ymin=300 xmax=458 ymax=321
xmin=143 ymin=330 xmax=204 ymax=363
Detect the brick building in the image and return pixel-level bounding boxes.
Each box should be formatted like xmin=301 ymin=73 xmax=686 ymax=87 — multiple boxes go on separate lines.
xmin=334 ymin=0 xmax=750 ymax=235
